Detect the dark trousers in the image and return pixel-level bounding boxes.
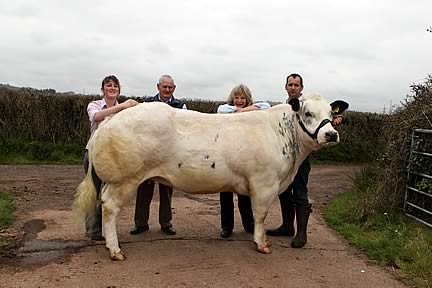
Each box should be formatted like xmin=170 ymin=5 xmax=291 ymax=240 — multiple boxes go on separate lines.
xmin=134 ymin=180 xmax=173 ymax=229
xmin=220 ymin=192 xmax=254 ymax=231
xmin=83 ymin=150 xmax=103 ymax=236
xmin=279 ymin=156 xmax=311 ymax=206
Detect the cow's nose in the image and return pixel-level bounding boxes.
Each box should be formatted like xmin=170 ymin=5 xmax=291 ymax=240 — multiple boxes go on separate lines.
xmin=325 ymin=131 xmax=338 ymax=142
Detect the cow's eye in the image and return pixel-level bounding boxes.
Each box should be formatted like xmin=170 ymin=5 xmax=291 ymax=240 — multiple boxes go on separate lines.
xmin=305 ymin=112 xmax=312 ymax=117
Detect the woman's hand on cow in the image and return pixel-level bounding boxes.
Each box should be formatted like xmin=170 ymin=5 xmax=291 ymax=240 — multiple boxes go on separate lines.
xmin=235 ymin=106 xmax=259 ymax=113
xmin=122 ymin=99 xmax=139 ymax=109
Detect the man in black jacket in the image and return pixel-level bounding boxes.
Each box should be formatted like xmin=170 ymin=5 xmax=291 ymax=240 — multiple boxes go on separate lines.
xmin=266 ymin=73 xmax=344 ymax=248
xmin=130 ymin=75 xmax=186 ymax=236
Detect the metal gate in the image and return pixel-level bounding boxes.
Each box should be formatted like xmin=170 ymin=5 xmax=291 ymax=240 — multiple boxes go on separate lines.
xmin=404 ymin=129 xmax=432 ymax=228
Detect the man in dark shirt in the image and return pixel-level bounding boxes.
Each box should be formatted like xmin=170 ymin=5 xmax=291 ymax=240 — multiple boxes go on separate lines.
xmin=267 ymin=73 xmax=344 ymax=248
xmin=130 ymin=75 xmax=186 ymax=236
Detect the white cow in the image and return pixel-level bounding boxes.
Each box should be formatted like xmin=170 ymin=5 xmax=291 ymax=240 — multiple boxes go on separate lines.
xmin=74 ymin=92 xmax=348 ymax=261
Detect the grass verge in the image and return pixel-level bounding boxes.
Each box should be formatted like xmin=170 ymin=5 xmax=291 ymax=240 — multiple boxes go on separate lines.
xmin=0 ymin=138 xmax=83 ymax=164
xmin=0 ymin=191 xmax=16 ymax=254
xmin=324 ymin=183 xmax=432 ymax=288
xmin=0 ymin=192 xmax=14 ymax=228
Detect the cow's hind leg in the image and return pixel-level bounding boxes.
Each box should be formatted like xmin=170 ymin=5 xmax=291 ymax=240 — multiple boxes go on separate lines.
xmin=250 ymin=183 xmax=278 ymax=254
xmin=102 ymin=181 xmax=138 ymax=261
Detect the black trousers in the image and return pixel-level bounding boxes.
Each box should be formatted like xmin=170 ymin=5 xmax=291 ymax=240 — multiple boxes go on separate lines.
xmin=83 ymin=150 xmax=103 ymax=236
xmin=133 ymin=180 xmax=173 ymax=229
xmin=279 ymin=156 xmax=311 ymax=206
xmin=220 ymin=192 xmax=254 ymax=231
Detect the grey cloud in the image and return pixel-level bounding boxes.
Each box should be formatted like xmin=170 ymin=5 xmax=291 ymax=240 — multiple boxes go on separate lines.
xmin=147 ymin=42 xmax=173 ymax=56
xmin=1 ymin=0 xmax=431 ymax=112
xmin=201 ymin=46 xmax=229 ymax=57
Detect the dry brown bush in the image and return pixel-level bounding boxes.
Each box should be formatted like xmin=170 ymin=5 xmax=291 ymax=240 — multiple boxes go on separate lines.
xmin=0 ymin=90 xmax=224 ymax=146
xmin=0 ymin=88 xmax=96 ymax=145
xmin=368 ymin=75 xmax=432 ymax=212
xmin=0 ymin=87 xmax=382 ymax=163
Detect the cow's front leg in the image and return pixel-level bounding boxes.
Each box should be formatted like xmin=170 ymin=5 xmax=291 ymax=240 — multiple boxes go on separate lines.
xmin=253 ymin=212 xmax=271 ymax=254
xmin=250 ymin=185 xmax=278 ymax=254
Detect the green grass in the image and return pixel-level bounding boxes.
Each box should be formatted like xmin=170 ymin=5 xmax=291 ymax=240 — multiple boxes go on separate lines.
xmin=0 ymin=192 xmax=16 ymax=254
xmin=0 ymin=153 xmax=82 ymax=164
xmin=0 ymin=138 xmax=83 ymax=164
xmin=0 ymin=192 xmax=14 ymax=228
xmin=325 ymin=190 xmax=432 ymax=288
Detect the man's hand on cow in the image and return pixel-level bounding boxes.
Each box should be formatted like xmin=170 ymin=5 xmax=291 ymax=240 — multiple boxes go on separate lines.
xmin=332 ymin=115 xmax=344 ymax=126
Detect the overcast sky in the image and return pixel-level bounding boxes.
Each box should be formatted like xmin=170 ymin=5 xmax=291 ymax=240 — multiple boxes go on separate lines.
xmin=1 ymin=0 xmax=431 ymax=112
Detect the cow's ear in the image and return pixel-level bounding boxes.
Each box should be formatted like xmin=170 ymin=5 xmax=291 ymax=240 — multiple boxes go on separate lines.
xmin=288 ymin=98 xmax=300 ymax=112
xmin=330 ymin=100 xmax=349 ymax=115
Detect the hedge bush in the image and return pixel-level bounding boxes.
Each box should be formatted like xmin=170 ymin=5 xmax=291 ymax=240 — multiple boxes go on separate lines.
xmin=0 ymin=86 xmax=383 ymax=163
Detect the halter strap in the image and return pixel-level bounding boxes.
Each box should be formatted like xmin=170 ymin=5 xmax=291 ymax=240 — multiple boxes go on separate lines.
xmin=297 ymin=114 xmax=331 ymax=141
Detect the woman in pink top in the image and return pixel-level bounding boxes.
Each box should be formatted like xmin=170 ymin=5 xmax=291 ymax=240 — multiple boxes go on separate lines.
xmin=83 ymin=75 xmax=138 ymax=240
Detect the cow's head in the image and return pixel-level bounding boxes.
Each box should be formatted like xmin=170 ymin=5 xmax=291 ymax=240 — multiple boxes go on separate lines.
xmin=288 ymin=92 xmax=348 ymax=146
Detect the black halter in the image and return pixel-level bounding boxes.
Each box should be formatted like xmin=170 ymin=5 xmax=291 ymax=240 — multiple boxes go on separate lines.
xmin=296 ymin=114 xmax=332 ymax=141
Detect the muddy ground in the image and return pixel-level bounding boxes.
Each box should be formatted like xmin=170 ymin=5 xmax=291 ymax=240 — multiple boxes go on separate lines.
xmin=0 ymin=165 xmax=407 ymax=288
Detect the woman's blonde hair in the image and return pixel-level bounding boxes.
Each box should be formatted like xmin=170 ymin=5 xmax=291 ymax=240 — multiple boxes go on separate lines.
xmin=227 ymin=84 xmax=254 ymax=107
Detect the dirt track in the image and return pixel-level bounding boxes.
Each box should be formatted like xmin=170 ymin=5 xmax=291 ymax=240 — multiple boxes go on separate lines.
xmin=0 ymin=165 xmax=407 ymax=288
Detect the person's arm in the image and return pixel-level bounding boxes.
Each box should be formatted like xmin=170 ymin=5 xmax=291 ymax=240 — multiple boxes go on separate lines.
xmin=236 ymin=102 xmax=271 ymax=113
xmin=89 ymin=99 xmax=139 ymax=123
xmin=237 ymin=105 xmax=258 ymax=112
xmin=254 ymin=102 xmax=271 ymax=110
xmin=217 ymin=104 xmax=237 ymax=114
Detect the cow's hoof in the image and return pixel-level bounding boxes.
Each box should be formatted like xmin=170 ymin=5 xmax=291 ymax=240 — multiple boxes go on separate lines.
xmin=257 ymin=245 xmax=272 ymax=254
xmin=265 ymin=238 xmax=272 ymax=247
xmin=110 ymin=251 xmax=127 ymax=261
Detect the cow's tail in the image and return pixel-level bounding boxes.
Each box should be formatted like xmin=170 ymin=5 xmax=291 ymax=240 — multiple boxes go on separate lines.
xmin=73 ymin=158 xmax=97 ymax=230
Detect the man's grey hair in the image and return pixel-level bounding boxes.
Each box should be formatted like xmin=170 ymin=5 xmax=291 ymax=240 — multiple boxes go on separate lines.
xmin=158 ymin=75 xmax=175 ymax=84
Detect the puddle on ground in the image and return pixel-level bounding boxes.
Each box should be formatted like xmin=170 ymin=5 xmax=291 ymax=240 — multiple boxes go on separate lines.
xmin=17 ymin=239 xmax=89 ymax=266
xmin=22 ymin=219 xmax=46 ymax=242
xmin=2 ymin=218 xmax=92 ymax=268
